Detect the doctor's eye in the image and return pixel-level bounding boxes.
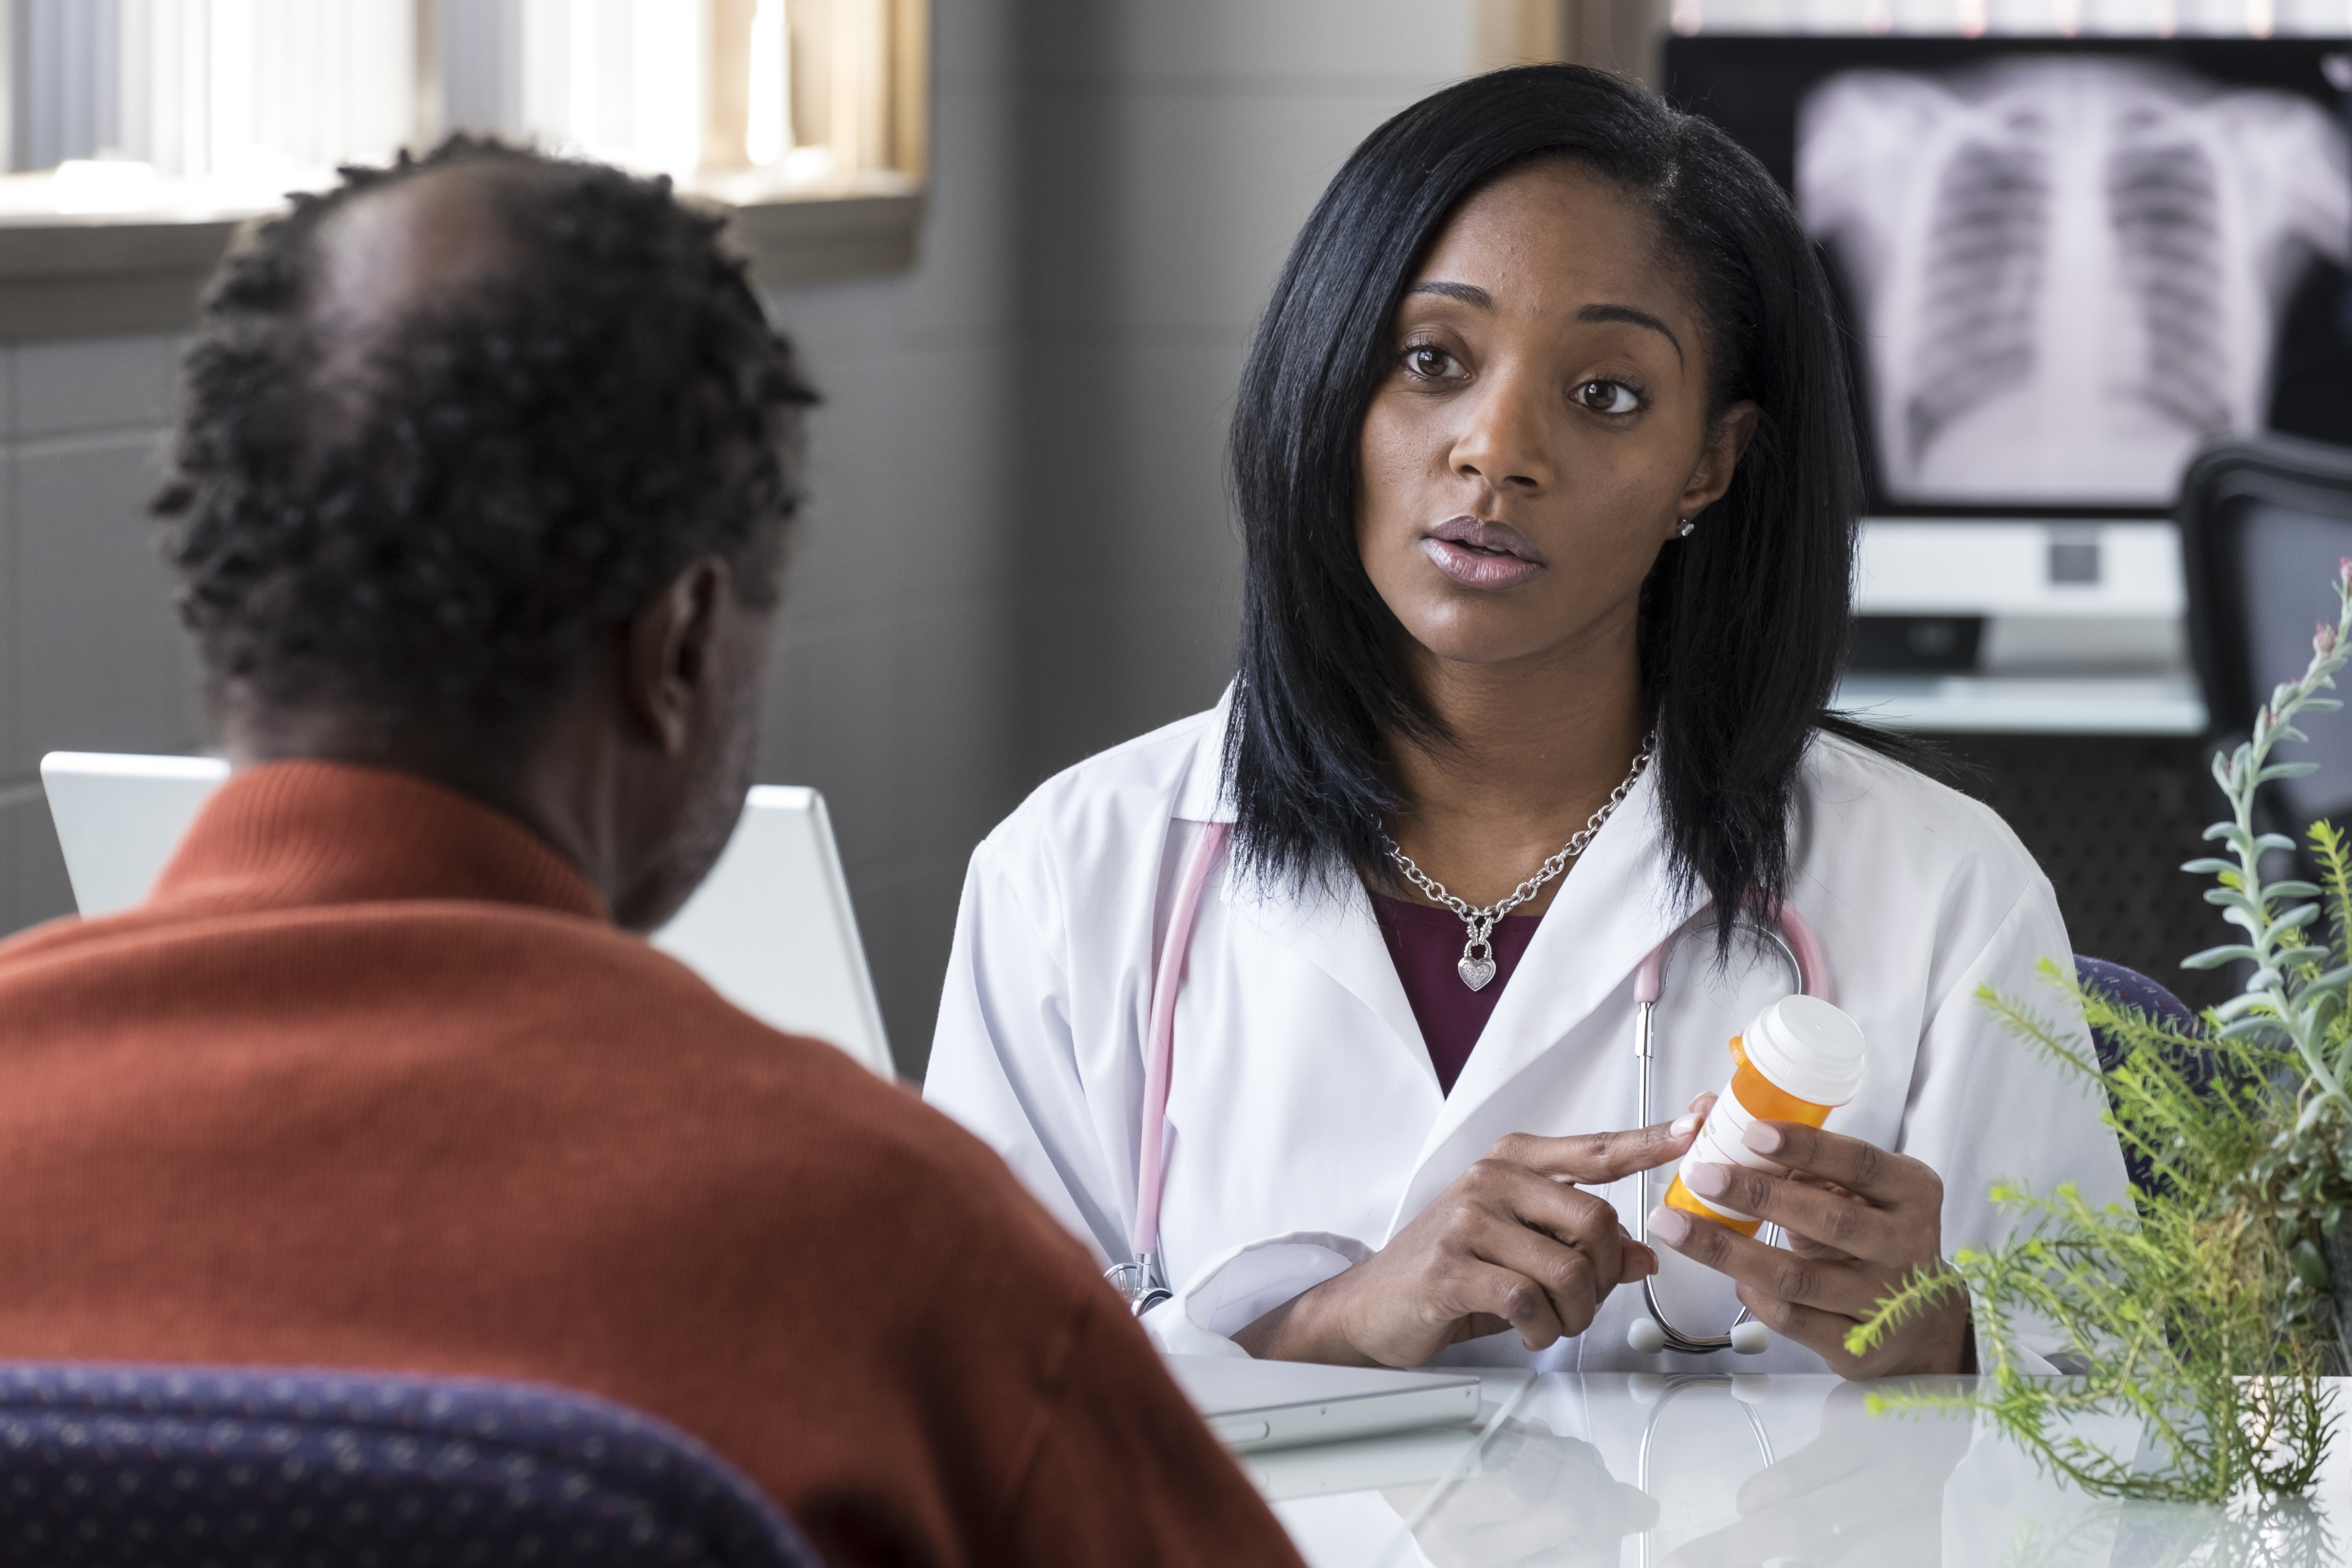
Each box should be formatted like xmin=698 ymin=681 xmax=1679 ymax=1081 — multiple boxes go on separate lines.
xmin=1401 ymin=343 xmax=1466 ymax=383
xmin=1575 ymin=380 xmax=1642 ymax=415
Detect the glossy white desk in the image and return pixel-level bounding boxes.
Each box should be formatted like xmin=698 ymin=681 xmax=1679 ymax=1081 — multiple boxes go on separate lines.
xmin=1260 ymin=1372 xmax=2352 ymax=1567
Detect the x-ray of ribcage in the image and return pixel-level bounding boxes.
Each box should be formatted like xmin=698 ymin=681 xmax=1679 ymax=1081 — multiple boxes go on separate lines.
xmin=1798 ymin=60 xmax=2350 ymax=505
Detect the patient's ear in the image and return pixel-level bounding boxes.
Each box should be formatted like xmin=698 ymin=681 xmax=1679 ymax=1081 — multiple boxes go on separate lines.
xmin=623 ymin=556 xmax=731 ymax=757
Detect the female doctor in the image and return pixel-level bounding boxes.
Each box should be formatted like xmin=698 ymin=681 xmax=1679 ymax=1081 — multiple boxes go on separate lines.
xmin=925 ymin=65 xmax=2128 ymax=1377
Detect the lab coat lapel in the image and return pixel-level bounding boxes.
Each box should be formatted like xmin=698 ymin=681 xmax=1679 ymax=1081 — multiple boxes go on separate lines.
xmin=1386 ymin=771 xmax=1690 ymax=1230
xmin=1176 ymin=691 xmax=1430 ymax=1081
xmin=1177 ymin=687 xmax=1432 ymax=1078
xmin=1224 ymin=872 xmax=1435 ymax=1082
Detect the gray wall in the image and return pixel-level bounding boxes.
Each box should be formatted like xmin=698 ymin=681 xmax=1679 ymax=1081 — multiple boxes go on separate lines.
xmin=0 ymin=333 xmax=202 ymax=935
xmin=755 ymin=0 xmax=1024 ymax=1071
xmin=1011 ymin=0 xmax=1475 ymax=769
xmin=0 ymin=0 xmax=1479 ymax=1076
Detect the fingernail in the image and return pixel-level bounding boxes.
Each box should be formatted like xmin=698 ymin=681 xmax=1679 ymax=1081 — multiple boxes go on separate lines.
xmin=1671 ymin=1112 xmax=1702 ymax=1137
xmin=1744 ymin=1122 xmax=1784 ymax=1155
xmin=1625 ymin=1244 xmax=1659 ymax=1280
xmin=1648 ymin=1205 xmax=1690 ymax=1245
xmin=1685 ymin=1162 xmax=1731 ymax=1198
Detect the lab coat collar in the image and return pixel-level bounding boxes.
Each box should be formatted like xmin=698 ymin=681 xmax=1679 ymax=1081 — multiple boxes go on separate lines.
xmin=1172 ymin=686 xmax=1239 ymax=825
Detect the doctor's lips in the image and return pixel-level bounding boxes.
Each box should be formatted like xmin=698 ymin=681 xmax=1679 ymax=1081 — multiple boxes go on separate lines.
xmin=1422 ymin=515 xmax=1545 ymax=590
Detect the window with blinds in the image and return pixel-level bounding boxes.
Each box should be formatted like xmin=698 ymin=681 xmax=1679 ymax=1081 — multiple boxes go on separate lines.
xmin=1670 ymin=0 xmax=2351 ymax=34
xmin=0 ymin=0 xmax=924 ymax=217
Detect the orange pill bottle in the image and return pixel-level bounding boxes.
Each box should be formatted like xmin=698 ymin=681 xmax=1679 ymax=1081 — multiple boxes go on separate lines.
xmin=1663 ymin=994 xmax=1866 ymax=1236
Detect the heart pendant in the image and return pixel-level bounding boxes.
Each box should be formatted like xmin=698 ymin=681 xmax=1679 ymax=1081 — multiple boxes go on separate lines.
xmin=1458 ymin=955 xmax=1497 ymax=991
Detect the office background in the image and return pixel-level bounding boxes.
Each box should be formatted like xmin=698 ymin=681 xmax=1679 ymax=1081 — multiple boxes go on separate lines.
xmin=4 ymin=0 xmax=2335 ymax=1069
xmin=0 ymin=1 xmax=1522 ymax=1074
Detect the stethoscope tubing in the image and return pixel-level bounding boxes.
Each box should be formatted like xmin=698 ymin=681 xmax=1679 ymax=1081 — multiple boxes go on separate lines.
xmin=1122 ymin=819 xmax=1232 ymax=1308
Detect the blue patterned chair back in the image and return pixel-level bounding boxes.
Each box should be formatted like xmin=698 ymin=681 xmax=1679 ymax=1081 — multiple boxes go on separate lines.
xmin=0 ymin=1363 xmax=823 ymax=1567
xmin=2075 ymin=956 xmax=2210 ymax=1197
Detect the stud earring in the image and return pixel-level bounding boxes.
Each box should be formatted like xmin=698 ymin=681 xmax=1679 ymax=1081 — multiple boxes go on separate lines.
xmin=1677 ymin=517 xmax=1696 ymax=538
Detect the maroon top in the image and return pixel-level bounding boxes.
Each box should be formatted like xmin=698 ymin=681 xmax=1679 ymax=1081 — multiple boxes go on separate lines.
xmin=1370 ymin=893 xmax=1543 ymax=1095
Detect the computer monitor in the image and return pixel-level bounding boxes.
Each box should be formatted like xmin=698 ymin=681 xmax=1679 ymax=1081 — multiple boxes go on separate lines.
xmin=1666 ymin=36 xmax=2352 ymax=517
xmin=37 ymin=752 xmax=893 ymax=1078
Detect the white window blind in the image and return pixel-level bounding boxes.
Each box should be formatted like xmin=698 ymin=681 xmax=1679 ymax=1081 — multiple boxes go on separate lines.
xmin=3 ymin=0 xmax=917 ymax=214
xmin=10 ymin=0 xmax=415 ymax=207
xmin=1679 ymin=0 xmax=2352 ymax=35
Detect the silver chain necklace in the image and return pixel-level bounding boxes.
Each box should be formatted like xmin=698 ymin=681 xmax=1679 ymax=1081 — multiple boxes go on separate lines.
xmin=1383 ymin=734 xmax=1656 ymax=992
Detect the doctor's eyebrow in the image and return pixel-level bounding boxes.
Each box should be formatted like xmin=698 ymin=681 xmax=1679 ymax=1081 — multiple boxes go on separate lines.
xmin=1405 ymin=284 xmax=1686 ymax=364
xmin=1408 ymin=281 xmax=1493 ymax=308
xmin=1577 ymin=304 xmax=1683 ymax=362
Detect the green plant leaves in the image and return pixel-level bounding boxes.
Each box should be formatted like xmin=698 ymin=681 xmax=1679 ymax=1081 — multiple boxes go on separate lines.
xmin=1858 ymin=568 xmax=2352 ymax=1502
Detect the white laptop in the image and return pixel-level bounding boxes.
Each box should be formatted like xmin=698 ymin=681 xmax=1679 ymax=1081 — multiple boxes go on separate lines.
xmin=37 ymin=752 xmax=893 ymax=1077
xmin=1161 ymin=1354 xmax=1482 ymax=1452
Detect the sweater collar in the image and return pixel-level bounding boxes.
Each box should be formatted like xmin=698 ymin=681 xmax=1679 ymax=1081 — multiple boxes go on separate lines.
xmin=148 ymin=760 xmax=609 ymax=923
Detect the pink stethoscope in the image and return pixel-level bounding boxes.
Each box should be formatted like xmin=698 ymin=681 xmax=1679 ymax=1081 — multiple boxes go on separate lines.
xmin=1104 ymin=819 xmax=1828 ymax=1362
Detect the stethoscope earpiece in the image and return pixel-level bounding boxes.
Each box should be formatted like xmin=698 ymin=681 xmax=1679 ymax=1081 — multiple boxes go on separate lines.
xmin=1729 ymin=1320 xmax=1771 ymax=1356
xmin=1625 ymin=1317 xmax=1669 ymax=1356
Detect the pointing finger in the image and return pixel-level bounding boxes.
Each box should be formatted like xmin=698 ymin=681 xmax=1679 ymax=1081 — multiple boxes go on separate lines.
xmin=1495 ymin=1117 xmax=1703 ymax=1185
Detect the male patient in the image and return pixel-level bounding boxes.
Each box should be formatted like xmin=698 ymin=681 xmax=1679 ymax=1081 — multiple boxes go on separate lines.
xmin=0 ymin=140 xmax=1302 ymax=1568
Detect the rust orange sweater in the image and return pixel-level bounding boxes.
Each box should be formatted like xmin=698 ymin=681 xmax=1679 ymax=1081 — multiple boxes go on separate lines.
xmin=0 ymin=761 xmax=1304 ymax=1568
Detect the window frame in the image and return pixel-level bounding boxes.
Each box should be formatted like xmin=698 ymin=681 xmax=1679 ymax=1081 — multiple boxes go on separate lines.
xmin=0 ymin=0 xmax=929 ymax=343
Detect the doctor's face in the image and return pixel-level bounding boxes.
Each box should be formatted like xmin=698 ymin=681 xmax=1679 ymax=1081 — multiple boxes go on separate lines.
xmin=1355 ymin=159 xmax=1755 ymax=672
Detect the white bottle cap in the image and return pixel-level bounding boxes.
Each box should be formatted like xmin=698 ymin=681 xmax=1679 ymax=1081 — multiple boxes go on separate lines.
xmin=1740 ymin=994 xmax=1866 ymax=1108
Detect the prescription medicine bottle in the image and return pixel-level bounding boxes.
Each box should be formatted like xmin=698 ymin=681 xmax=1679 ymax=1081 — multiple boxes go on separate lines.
xmin=1662 ymin=994 xmax=1866 ymax=1236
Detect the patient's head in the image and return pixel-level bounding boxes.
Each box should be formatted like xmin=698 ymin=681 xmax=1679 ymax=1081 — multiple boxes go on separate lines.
xmin=157 ymin=138 xmax=817 ymax=930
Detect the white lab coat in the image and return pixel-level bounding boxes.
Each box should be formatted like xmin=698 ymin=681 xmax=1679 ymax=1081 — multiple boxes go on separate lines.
xmin=925 ymin=694 xmax=2131 ymax=1373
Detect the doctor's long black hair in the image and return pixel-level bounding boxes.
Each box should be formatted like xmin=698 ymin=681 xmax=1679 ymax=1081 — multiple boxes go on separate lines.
xmin=1225 ymin=63 xmax=1896 ymax=926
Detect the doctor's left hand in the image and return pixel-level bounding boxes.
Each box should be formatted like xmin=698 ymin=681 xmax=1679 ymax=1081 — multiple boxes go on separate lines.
xmin=1646 ymin=1120 xmax=1971 ymax=1378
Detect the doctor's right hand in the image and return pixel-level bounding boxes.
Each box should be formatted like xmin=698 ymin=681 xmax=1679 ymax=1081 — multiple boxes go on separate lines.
xmin=1233 ymin=1106 xmax=1706 ymax=1368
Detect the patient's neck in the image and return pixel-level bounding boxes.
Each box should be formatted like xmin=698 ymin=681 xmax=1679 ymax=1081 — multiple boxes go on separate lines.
xmin=217 ymin=690 xmax=617 ymax=909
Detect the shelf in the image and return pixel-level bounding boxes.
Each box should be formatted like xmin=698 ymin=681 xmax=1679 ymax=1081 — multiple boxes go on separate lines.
xmin=1833 ymin=673 xmax=2209 ymax=736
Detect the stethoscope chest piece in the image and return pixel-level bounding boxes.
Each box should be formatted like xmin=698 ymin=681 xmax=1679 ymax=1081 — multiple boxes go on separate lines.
xmin=1626 ymin=1314 xmax=1770 ymax=1357
xmin=1105 ymin=1254 xmax=1172 ymax=1316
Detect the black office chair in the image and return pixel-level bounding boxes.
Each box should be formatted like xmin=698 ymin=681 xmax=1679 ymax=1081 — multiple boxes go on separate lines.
xmin=2179 ymin=432 xmax=2352 ymax=867
xmin=0 ymin=1363 xmax=823 ymax=1567
xmin=2075 ymin=956 xmax=2221 ymax=1202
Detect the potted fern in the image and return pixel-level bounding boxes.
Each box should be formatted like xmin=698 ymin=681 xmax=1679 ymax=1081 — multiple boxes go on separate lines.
xmin=1850 ymin=561 xmax=2352 ymax=1503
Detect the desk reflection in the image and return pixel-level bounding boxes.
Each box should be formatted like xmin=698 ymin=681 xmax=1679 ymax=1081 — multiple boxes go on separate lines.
xmin=1647 ymin=1377 xmax=1968 ymax=1567
xmin=1384 ymin=1421 xmax=1653 ymax=1566
xmin=1261 ymin=1372 xmax=2352 ymax=1568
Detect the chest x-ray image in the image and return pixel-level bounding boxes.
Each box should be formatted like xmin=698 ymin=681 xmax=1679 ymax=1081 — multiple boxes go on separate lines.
xmin=1799 ymin=59 xmax=2350 ymax=506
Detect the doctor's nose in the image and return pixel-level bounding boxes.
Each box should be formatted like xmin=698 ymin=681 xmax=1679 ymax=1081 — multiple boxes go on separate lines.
xmin=1450 ymin=372 xmax=1555 ymax=493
